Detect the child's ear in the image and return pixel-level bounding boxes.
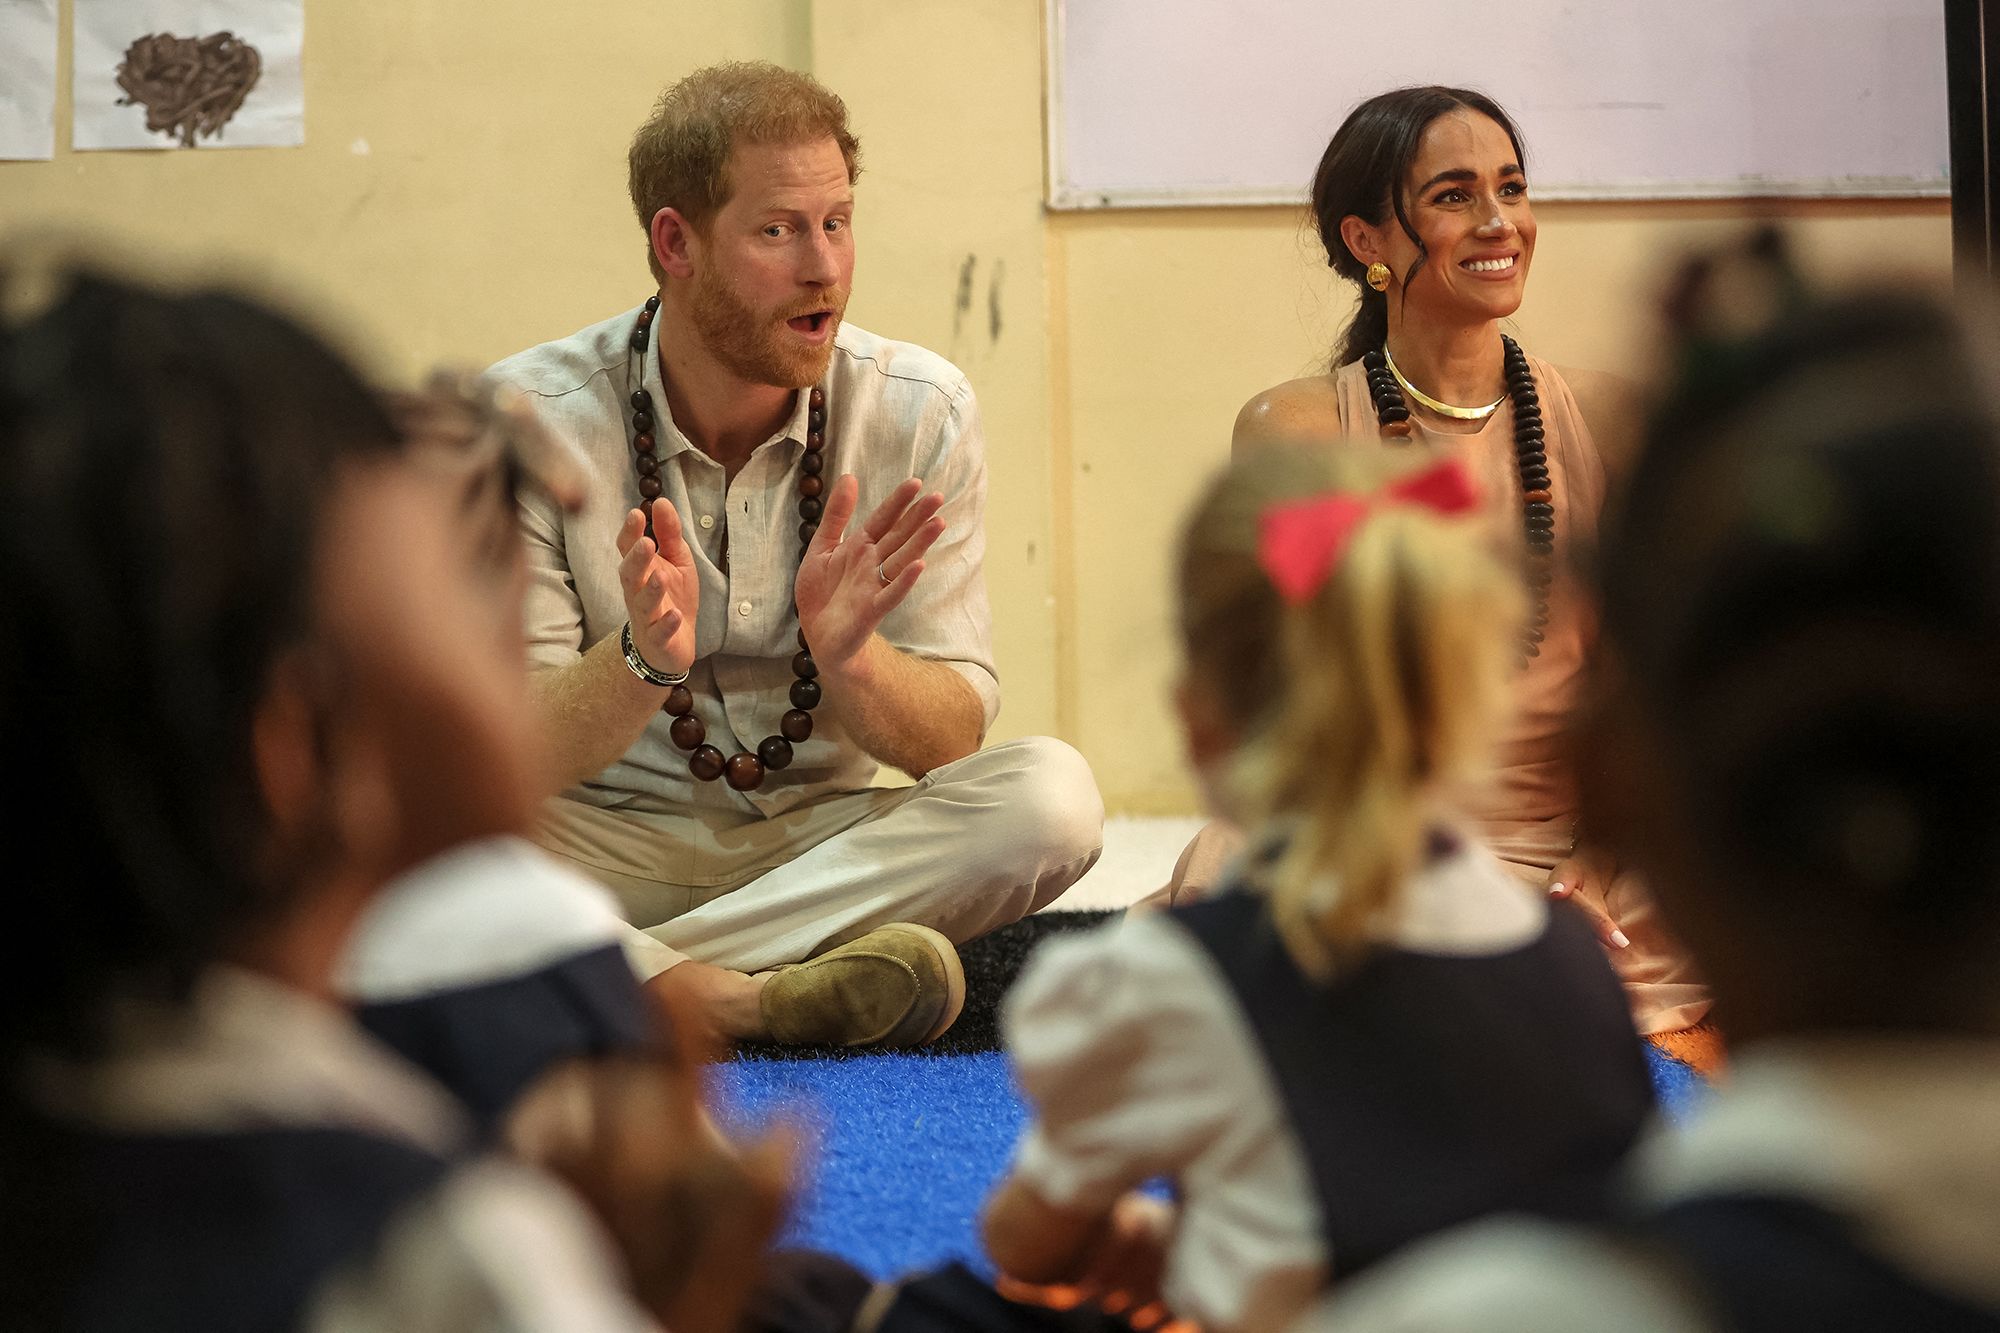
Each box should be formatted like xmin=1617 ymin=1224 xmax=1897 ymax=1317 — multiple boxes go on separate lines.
xmin=251 ymin=652 xmax=400 ymax=878
xmin=251 ymin=654 xmax=325 ymax=843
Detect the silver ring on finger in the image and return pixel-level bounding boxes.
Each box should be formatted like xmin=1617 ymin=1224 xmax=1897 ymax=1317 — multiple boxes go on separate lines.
xmin=877 ymin=562 xmax=892 ymax=586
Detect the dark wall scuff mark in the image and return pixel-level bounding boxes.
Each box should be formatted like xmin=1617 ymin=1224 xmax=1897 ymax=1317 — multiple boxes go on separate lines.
xmin=987 ymin=258 xmax=1006 ymax=343
xmin=953 ymin=254 xmax=977 ymax=344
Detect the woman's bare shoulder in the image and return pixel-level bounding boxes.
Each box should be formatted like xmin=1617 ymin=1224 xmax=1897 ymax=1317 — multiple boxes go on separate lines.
xmin=1234 ymin=375 xmax=1347 ymax=455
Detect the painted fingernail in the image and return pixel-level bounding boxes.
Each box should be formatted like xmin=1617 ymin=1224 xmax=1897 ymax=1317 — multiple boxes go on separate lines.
xmin=1610 ymin=930 xmax=1631 ymax=949
xmin=1548 ymin=883 xmax=1566 ymax=897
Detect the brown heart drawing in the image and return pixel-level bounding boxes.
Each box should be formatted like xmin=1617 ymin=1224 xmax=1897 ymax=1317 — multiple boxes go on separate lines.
xmin=115 ymin=31 xmax=263 ymax=149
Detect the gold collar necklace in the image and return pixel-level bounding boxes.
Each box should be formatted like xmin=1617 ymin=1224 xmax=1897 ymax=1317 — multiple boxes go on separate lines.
xmin=1383 ymin=345 xmax=1507 ymax=421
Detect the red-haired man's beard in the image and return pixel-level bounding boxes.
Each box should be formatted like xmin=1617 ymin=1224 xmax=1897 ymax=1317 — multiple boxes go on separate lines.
xmin=689 ymin=267 xmax=847 ymax=390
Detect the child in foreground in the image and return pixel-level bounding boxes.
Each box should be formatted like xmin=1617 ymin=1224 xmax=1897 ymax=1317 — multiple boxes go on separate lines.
xmin=0 ymin=268 xmax=784 ymax=1332
xmin=872 ymin=445 xmax=1656 ymax=1333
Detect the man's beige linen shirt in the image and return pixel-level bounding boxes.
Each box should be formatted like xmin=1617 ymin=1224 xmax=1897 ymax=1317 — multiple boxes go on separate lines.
xmin=493 ymin=307 xmax=998 ymax=819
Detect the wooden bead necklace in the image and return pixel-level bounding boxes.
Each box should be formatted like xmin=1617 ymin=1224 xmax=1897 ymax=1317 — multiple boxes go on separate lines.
xmin=625 ymin=294 xmax=826 ymax=790
xmin=1362 ymin=335 xmax=1553 ymax=657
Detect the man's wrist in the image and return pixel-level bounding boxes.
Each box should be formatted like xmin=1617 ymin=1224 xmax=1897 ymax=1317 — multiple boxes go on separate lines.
xmin=621 ymin=621 xmax=689 ymax=688
xmin=815 ymin=633 xmax=883 ymax=693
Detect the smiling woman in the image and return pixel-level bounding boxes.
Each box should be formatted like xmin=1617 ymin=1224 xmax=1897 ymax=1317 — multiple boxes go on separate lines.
xmin=1318 ymin=88 xmax=1538 ymax=371
xmin=1165 ymin=86 xmax=1716 ymax=1057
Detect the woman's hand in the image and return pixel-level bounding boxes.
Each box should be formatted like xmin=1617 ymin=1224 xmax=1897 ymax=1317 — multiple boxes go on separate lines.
xmin=1544 ymin=843 xmax=1630 ymax=951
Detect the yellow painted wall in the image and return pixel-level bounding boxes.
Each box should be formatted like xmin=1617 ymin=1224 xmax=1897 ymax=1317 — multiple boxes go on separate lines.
xmin=1 ymin=1 xmax=1955 ymax=812
xmin=813 ymin=0 xmax=1060 ymax=742
xmin=0 ymin=0 xmax=811 ymax=378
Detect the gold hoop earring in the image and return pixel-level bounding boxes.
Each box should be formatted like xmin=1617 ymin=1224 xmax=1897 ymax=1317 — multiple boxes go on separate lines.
xmin=1365 ymin=262 xmax=1391 ymax=293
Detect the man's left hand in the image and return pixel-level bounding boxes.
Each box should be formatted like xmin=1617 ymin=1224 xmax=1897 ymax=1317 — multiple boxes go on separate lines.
xmin=794 ymin=475 xmax=946 ymax=668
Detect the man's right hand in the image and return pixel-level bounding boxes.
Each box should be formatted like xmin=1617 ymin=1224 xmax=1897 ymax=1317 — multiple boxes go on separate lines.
xmin=617 ymin=497 xmax=699 ymax=677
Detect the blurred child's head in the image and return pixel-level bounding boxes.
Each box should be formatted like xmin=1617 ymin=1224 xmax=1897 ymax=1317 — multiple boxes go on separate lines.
xmin=1175 ymin=444 xmax=1524 ymax=973
xmin=0 ymin=267 xmax=553 ymax=1062
xmin=1589 ymin=233 xmax=2000 ymax=1037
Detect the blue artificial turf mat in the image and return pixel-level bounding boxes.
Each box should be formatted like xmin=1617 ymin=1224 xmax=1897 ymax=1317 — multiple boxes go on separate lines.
xmin=1645 ymin=1040 xmax=1711 ymax=1120
xmin=713 ymin=1051 xmax=1028 ymax=1279
xmin=714 ymin=1032 xmax=1709 ymax=1279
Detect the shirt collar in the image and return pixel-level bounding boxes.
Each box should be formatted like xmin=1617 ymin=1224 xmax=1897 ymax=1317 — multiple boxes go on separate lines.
xmin=27 ymin=966 xmax=470 ymax=1153
xmin=635 ymin=310 xmax=813 ymax=464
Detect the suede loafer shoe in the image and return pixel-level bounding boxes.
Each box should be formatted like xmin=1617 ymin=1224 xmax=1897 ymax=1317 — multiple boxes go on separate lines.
xmin=759 ymin=923 xmax=966 ymax=1049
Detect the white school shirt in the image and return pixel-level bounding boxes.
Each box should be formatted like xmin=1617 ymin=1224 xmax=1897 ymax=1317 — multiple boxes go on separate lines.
xmin=494 ymin=309 xmax=998 ymax=819
xmin=28 ymin=967 xmax=655 ymax=1333
xmin=1310 ymin=1037 xmax=2000 ymax=1332
xmin=1001 ymin=836 xmax=1546 ymax=1333
xmin=339 ymin=835 xmax=654 ymax=1001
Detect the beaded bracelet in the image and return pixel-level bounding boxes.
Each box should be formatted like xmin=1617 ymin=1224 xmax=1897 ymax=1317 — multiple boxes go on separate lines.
xmin=621 ymin=621 xmax=689 ymax=688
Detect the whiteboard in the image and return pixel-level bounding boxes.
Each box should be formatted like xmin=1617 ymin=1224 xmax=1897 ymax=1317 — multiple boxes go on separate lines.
xmin=1046 ymin=0 xmax=1952 ymax=208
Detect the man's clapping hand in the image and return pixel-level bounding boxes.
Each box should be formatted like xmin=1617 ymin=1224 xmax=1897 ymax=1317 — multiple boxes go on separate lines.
xmin=794 ymin=476 xmax=945 ymax=669
xmin=617 ymin=497 xmax=700 ymax=677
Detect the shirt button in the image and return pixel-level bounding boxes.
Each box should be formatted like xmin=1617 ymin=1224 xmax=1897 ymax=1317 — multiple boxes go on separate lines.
xmin=737 ymin=601 xmax=752 ymax=617
xmin=699 ymin=514 xmax=715 ymax=530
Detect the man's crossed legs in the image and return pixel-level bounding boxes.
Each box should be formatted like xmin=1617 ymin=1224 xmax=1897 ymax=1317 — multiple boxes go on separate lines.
xmin=535 ymin=737 xmax=1104 ymax=1048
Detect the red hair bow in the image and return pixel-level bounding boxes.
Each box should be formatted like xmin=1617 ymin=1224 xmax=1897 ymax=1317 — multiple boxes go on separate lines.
xmin=1256 ymin=458 xmax=1483 ymax=605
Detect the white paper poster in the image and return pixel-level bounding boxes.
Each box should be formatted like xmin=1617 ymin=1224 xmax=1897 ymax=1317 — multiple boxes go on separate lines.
xmin=0 ymin=0 xmax=60 ymax=160
xmin=73 ymin=0 xmax=303 ymax=151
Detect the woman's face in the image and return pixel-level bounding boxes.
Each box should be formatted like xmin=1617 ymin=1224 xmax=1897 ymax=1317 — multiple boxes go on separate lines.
xmin=1349 ymin=110 xmax=1536 ymax=330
